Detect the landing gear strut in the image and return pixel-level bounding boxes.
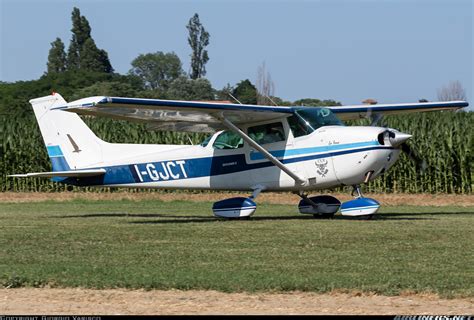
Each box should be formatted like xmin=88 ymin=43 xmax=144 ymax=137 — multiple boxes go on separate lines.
xmin=351 ymin=185 xmax=363 ymax=198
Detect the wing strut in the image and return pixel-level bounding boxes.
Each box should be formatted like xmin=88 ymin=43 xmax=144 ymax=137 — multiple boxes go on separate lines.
xmin=220 ymin=117 xmax=306 ymax=185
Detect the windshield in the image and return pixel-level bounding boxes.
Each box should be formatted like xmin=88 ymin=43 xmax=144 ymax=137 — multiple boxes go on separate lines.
xmin=288 ymin=107 xmax=343 ymax=137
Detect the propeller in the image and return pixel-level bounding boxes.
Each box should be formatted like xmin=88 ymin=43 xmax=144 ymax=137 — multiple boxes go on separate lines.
xmin=365 ymin=107 xmax=427 ymax=174
xmin=378 ymin=129 xmax=427 ymax=174
xmin=400 ymin=142 xmax=428 ymax=174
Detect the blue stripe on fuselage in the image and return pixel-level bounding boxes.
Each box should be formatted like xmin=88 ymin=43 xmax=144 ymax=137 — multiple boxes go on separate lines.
xmin=249 ymin=141 xmax=379 ymax=160
xmin=60 ymin=145 xmax=393 ymax=187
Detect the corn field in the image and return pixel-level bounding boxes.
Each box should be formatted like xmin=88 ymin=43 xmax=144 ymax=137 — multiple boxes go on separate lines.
xmin=0 ymin=111 xmax=472 ymax=193
xmin=361 ymin=112 xmax=473 ymax=194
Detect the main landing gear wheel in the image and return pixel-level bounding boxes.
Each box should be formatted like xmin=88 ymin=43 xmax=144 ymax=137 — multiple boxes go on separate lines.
xmin=312 ymin=212 xmax=335 ymax=219
xmin=297 ymin=193 xmax=341 ymax=219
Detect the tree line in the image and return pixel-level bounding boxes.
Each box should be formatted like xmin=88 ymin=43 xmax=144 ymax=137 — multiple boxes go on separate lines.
xmin=1 ymin=7 xmax=344 ymax=119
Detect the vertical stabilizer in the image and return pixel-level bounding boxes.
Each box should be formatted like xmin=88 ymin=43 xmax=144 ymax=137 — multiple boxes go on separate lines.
xmin=30 ymin=93 xmax=104 ymax=170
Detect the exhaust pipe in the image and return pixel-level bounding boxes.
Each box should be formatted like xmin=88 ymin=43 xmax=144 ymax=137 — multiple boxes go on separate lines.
xmin=364 ymin=170 xmax=374 ymax=183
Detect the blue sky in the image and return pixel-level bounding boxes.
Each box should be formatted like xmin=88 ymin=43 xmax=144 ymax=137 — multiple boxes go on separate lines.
xmin=0 ymin=0 xmax=472 ymax=107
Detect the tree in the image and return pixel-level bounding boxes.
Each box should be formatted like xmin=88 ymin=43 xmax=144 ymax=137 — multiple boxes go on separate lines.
xmin=215 ymin=83 xmax=234 ymax=101
xmin=167 ymin=76 xmax=214 ymax=101
xmin=437 ymin=81 xmax=466 ymax=101
xmin=293 ymin=98 xmax=342 ymax=107
xmin=294 ymin=98 xmax=322 ymax=106
xmin=71 ymin=8 xmax=91 ymax=47
xmin=66 ymin=7 xmax=113 ymax=73
xmin=320 ymin=99 xmax=342 ymax=106
xmin=46 ymin=38 xmax=67 ymax=74
xmin=66 ymin=35 xmax=80 ymax=70
xmin=71 ymin=81 xmax=139 ymax=101
xmin=80 ymin=38 xmax=113 ymax=73
xmin=67 ymin=7 xmax=89 ymax=69
xmin=232 ymin=80 xmax=257 ymax=104
xmin=187 ymin=13 xmax=210 ymax=79
xmin=129 ymin=52 xmax=184 ymax=90
xmin=96 ymin=49 xmax=114 ymax=74
xmin=268 ymin=96 xmax=292 ymax=106
xmin=256 ymin=62 xmax=275 ymax=105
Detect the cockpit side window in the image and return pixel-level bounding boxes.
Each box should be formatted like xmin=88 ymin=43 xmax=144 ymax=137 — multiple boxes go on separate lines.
xmin=288 ymin=115 xmax=311 ymax=138
xmin=212 ymin=131 xmax=244 ymax=149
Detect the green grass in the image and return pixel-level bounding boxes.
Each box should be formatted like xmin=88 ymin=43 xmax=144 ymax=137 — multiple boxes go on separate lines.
xmin=0 ymin=199 xmax=473 ymax=297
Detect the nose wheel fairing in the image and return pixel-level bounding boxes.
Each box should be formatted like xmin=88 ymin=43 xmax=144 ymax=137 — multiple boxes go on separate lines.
xmin=340 ymin=197 xmax=380 ymax=216
xmin=340 ymin=185 xmax=380 ymax=217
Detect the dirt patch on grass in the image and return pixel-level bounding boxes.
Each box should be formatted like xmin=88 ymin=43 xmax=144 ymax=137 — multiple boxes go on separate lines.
xmin=0 ymin=191 xmax=473 ymax=206
xmin=1 ymin=288 xmax=472 ymax=315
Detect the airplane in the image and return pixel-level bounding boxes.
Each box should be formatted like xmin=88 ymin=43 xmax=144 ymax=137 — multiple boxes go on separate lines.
xmin=10 ymin=93 xmax=468 ymax=219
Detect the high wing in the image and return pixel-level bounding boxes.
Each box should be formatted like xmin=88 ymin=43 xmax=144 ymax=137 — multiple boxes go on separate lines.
xmin=327 ymin=101 xmax=468 ymax=121
xmin=56 ymin=96 xmax=468 ymax=132
xmin=56 ymin=96 xmax=293 ymax=133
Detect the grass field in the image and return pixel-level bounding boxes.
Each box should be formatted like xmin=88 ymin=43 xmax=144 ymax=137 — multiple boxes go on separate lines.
xmin=0 ymin=199 xmax=473 ymax=298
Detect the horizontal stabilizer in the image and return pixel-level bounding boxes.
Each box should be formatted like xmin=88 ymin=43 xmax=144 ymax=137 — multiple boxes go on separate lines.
xmin=9 ymin=168 xmax=106 ymax=178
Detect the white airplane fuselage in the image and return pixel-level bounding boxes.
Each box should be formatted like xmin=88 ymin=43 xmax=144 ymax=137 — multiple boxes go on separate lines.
xmin=59 ymin=124 xmax=400 ymax=192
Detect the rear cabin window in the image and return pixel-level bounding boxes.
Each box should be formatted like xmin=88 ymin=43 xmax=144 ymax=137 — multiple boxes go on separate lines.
xmin=248 ymin=122 xmax=285 ymax=145
xmin=212 ymin=131 xmax=244 ymax=149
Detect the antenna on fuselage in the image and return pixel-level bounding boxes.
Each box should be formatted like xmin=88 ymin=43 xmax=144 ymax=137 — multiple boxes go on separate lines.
xmin=228 ymin=93 xmax=243 ymax=105
xmin=186 ymin=135 xmax=194 ymax=145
